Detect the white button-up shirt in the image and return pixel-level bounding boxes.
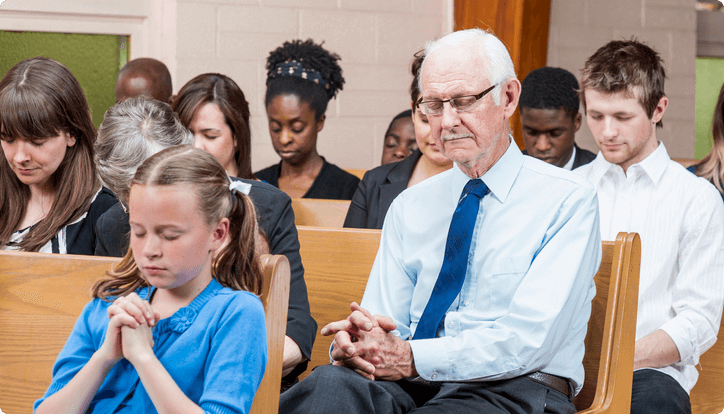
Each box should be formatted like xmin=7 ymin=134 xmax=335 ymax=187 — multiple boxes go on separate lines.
xmin=575 ymin=142 xmax=724 ymax=392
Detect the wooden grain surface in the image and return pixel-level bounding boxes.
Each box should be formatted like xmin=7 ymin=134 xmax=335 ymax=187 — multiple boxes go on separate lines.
xmin=454 ymin=0 xmax=551 ymax=151
xmin=690 ymin=332 xmax=724 ymax=414
xmin=291 ymin=198 xmax=351 ymax=228
xmin=297 ymin=226 xmax=381 ymax=379
xmin=0 ymin=251 xmax=289 ymax=414
xmin=0 ymin=251 xmax=119 ymax=413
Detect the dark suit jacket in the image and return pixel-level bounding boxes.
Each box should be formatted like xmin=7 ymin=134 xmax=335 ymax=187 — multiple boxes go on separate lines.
xmin=522 ymin=144 xmax=597 ymax=170
xmin=58 ymin=187 xmax=117 ymax=255
xmin=94 ymin=178 xmax=317 ymax=375
xmin=343 ymin=150 xmax=421 ymax=229
xmin=572 ymin=145 xmax=597 ymax=169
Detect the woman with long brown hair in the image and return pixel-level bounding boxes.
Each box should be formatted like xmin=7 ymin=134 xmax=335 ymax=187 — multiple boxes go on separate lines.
xmin=0 ymin=57 xmax=116 ymax=254
xmin=690 ymin=82 xmax=724 ymax=200
xmin=172 ymin=73 xmax=254 ymax=179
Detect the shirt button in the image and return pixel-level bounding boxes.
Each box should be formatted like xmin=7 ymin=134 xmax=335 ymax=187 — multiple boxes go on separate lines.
xmin=464 ymin=300 xmax=470 ymax=306
xmin=448 ymin=321 xmax=455 ymax=328
xmin=431 ymin=373 xmax=438 ymax=379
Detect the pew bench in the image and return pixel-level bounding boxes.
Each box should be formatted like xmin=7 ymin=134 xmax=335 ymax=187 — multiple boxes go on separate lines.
xmin=291 ymin=198 xmax=351 ymax=227
xmin=0 ymin=251 xmax=289 ymax=414
xmin=298 ymin=227 xmax=642 ymax=413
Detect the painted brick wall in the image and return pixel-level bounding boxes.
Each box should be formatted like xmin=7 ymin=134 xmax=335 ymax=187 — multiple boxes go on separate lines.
xmin=546 ymin=0 xmax=696 ymax=158
xmin=174 ymin=0 xmax=448 ymax=171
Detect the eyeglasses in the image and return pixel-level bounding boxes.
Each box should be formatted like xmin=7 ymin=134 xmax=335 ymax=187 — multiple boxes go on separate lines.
xmin=417 ymin=84 xmax=498 ymax=116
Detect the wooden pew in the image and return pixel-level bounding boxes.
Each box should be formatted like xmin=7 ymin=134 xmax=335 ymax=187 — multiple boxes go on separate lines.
xmin=299 ymin=227 xmax=642 ymax=414
xmin=673 ymin=158 xmax=699 ymax=168
xmin=344 ymin=168 xmax=367 ymax=180
xmin=251 ymin=254 xmax=289 ymax=414
xmin=690 ymin=319 xmax=724 ymax=414
xmin=0 ymin=251 xmax=289 ymax=414
xmin=291 ymin=198 xmax=351 ymax=227
xmin=575 ymin=232 xmax=640 ymax=413
xmin=296 ymin=226 xmax=381 ymax=378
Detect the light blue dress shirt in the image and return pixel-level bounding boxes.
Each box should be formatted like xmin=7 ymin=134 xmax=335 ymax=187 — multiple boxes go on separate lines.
xmin=360 ymin=140 xmax=601 ymax=393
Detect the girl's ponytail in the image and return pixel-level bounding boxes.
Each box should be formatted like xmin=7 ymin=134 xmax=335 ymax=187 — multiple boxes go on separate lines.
xmin=214 ymin=188 xmax=263 ymax=295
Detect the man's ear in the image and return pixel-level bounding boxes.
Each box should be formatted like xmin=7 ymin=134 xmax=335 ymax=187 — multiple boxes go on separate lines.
xmin=574 ymin=112 xmax=582 ymax=132
xmin=651 ymin=96 xmax=668 ymax=124
xmin=502 ymin=78 xmax=521 ymax=119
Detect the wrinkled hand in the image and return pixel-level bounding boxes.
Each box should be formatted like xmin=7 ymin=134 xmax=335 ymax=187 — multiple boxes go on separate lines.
xmin=99 ymin=293 xmax=159 ymax=365
xmin=322 ymin=302 xmax=412 ymax=381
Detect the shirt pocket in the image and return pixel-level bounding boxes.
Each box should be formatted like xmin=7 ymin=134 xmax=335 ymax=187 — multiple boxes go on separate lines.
xmin=486 ymin=256 xmax=532 ymax=311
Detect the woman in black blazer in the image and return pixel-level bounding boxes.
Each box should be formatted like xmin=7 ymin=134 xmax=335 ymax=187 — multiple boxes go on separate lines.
xmin=344 ymin=51 xmax=453 ymax=229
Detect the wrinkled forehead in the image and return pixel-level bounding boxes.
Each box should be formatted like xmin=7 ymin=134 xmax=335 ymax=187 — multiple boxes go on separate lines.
xmin=421 ymin=46 xmax=490 ymax=94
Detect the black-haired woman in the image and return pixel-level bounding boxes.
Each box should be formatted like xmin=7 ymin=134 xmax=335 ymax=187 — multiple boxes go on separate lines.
xmin=255 ymin=39 xmax=360 ymax=200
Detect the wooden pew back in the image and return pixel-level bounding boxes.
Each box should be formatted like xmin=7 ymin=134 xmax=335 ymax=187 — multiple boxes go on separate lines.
xmin=672 ymin=158 xmax=699 ymax=168
xmin=297 ymin=226 xmax=381 ymax=378
xmin=251 ymin=254 xmax=290 ymax=414
xmin=291 ymin=198 xmax=351 ymax=227
xmin=576 ymin=232 xmax=640 ymax=413
xmin=690 ymin=320 xmax=724 ymax=413
xmin=344 ymin=168 xmax=367 ymax=180
xmin=0 ymin=251 xmax=289 ymax=414
xmin=299 ymin=227 xmax=641 ymax=414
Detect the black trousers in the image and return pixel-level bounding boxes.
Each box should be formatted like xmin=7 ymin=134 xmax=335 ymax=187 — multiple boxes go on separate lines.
xmin=279 ymin=365 xmax=576 ymax=414
xmin=630 ymin=369 xmax=691 ymax=414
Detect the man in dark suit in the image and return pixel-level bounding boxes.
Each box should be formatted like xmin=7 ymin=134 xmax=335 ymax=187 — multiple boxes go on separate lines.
xmin=520 ymin=67 xmax=596 ymax=170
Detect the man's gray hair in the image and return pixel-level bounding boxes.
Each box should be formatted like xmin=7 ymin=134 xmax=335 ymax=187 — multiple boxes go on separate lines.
xmin=418 ymin=28 xmax=517 ymax=106
xmin=95 ymin=96 xmax=193 ymax=205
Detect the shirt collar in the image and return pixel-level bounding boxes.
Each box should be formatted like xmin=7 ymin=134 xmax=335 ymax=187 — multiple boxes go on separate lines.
xmin=562 ymin=146 xmax=576 ymax=171
xmin=451 ymin=135 xmax=522 ymax=204
xmin=635 ymin=141 xmax=669 ymax=184
xmin=586 ymin=141 xmax=669 ymax=185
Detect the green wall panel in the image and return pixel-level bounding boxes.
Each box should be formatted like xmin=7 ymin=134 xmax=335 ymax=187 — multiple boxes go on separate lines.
xmin=0 ymin=31 xmax=128 ymax=129
xmin=695 ymin=57 xmax=724 ymax=159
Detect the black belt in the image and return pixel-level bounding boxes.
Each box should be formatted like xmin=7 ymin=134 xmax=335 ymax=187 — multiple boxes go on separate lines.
xmin=526 ymin=372 xmax=573 ymax=400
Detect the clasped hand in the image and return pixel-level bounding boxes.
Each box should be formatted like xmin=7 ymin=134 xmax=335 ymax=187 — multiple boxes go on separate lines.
xmin=321 ymin=302 xmax=416 ymax=381
xmin=99 ymin=292 xmax=160 ymax=366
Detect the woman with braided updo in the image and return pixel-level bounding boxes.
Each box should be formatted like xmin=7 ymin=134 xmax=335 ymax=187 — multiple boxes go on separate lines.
xmin=255 ymin=39 xmax=360 ymax=200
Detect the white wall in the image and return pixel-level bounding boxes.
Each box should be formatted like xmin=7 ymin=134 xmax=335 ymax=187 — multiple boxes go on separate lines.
xmin=173 ymin=0 xmax=450 ymax=171
xmin=546 ymin=0 xmax=697 ymax=158
xmin=0 ymin=0 xmax=450 ymax=171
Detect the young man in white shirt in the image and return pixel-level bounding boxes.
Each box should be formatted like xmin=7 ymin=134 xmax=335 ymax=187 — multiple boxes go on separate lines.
xmin=576 ymin=39 xmax=724 ymax=414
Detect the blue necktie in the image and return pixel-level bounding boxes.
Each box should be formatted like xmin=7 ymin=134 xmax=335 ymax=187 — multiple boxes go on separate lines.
xmin=414 ymin=178 xmax=489 ymax=340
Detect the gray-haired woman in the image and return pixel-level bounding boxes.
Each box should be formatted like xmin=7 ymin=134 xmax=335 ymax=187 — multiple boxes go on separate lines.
xmin=93 ymin=96 xmax=317 ymax=387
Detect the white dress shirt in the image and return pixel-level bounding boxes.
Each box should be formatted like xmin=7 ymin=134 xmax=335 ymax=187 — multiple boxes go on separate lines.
xmin=361 ymin=140 xmax=601 ymax=392
xmin=562 ymin=146 xmax=577 ymax=171
xmin=575 ymin=142 xmax=724 ymax=393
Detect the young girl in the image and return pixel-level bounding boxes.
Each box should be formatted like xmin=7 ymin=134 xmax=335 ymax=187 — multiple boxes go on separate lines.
xmin=0 ymin=57 xmax=116 ymax=254
xmin=255 ymin=39 xmax=360 ymax=199
xmin=35 ymin=146 xmax=268 ymax=414
xmin=172 ymin=73 xmax=254 ymax=179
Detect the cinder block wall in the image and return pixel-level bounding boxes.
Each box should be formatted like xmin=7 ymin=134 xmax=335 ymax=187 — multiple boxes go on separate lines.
xmin=546 ymin=0 xmax=696 ymax=158
xmin=174 ymin=0 xmax=448 ymax=171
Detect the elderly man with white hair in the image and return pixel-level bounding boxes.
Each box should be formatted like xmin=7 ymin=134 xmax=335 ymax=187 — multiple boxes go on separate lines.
xmin=279 ymin=29 xmax=602 ymax=414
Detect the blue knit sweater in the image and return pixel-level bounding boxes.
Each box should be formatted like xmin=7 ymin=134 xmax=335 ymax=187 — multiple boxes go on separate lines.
xmin=34 ymin=279 xmax=267 ymax=414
